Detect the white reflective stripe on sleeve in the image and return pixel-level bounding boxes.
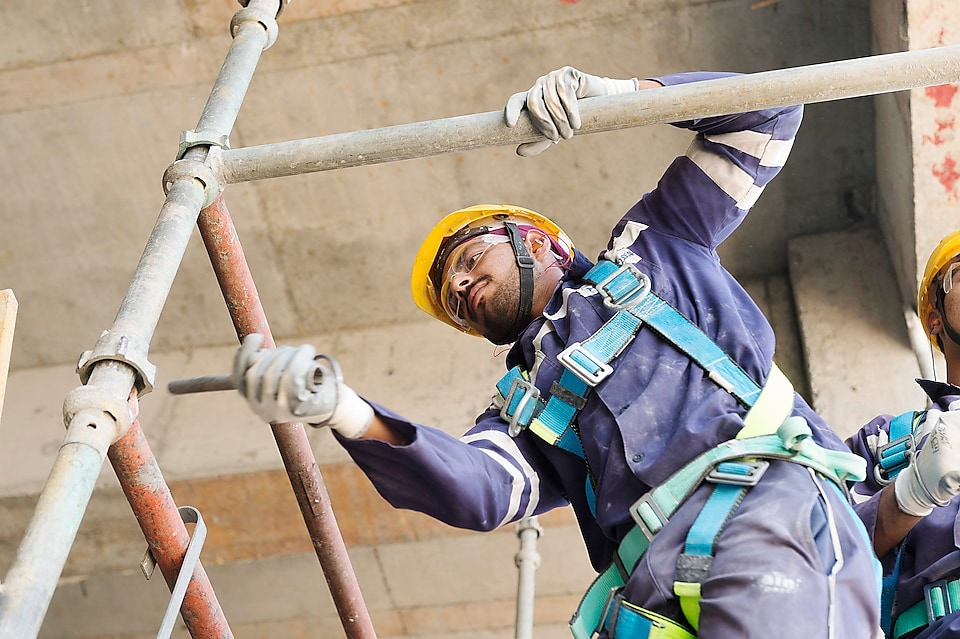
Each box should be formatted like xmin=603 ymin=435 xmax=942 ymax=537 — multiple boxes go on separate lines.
xmin=461 ymin=430 xmax=541 ymax=526
xmin=687 ymin=138 xmax=757 ymax=204
xmin=758 ymin=138 xmax=794 ymax=168
xmin=703 ymin=131 xmax=793 ymax=168
xmin=738 ymin=184 xmax=765 ymax=210
xmin=601 ymin=221 xmax=649 ymax=263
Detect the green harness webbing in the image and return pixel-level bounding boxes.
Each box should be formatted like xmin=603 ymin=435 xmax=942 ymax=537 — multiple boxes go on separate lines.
xmin=877 ymin=411 xmax=924 ymax=637
xmin=893 ymin=578 xmax=960 ymax=637
xmin=569 ymin=417 xmax=866 ymax=639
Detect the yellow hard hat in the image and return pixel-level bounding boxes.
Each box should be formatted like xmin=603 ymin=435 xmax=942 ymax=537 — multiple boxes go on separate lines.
xmin=410 ymin=204 xmax=574 ymax=336
xmin=918 ymin=230 xmax=960 ymax=348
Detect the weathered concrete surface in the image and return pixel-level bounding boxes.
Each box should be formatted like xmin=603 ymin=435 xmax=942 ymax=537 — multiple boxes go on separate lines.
xmin=0 ymin=0 xmax=873 ymax=371
xmin=789 ymin=230 xmax=929 ymax=439
xmin=3 ymin=0 xmax=958 ymax=636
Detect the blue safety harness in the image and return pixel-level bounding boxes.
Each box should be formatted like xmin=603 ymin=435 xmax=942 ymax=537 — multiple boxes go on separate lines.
xmin=494 ymin=257 xmax=866 ymax=638
xmin=874 ymin=410 xmax=960 ymax=638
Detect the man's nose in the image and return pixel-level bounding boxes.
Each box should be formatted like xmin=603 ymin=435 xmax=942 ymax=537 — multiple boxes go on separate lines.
xmin=449 ymin=272 xmax=472 ymax=296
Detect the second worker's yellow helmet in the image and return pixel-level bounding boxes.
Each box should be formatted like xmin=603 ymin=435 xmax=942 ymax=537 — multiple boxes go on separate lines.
xmin=918 ymin=230 xmax=960 ymax=349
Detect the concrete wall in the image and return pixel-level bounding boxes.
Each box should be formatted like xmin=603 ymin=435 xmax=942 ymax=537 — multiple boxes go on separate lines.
xmin=4 ymin=0 xmax=951 ymax=637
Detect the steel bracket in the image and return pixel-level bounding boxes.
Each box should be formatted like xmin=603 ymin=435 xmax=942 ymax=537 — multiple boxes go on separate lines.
xmin=140 ymin=506 xmax=208 ymax=639
xmin=77 ymin=329 xmax=157 ymax=395
xmin=176 ymin=130 xmax=230 ymax=161
xmin=62 ymin=384 xmax=134 ymax=443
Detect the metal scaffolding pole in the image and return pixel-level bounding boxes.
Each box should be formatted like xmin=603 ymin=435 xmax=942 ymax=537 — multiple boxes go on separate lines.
xmin=197 ymin=194 xmax=377 ymax=639
xmin=218 ymin=44 xmax=960 ymax=182
xmin=108 ymin=419 xmax=233 ymax=638
xmin=0 ymin=1 xmax=281 ymax=637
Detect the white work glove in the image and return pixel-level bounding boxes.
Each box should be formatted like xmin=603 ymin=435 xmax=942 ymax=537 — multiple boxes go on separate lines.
xmin=894 ymin=410 xmax=960 ymax=516
xmin=504 ymin=66 xmax=639 ymax=157
xmin=232 ymin=334 xmax=374 ymax=439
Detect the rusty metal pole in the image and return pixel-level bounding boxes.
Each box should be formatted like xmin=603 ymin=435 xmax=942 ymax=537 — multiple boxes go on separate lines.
xmin=108 ymin=417 xmax=233 ymax=638
xmin=196 ymin=194 xmax=377 ymax=639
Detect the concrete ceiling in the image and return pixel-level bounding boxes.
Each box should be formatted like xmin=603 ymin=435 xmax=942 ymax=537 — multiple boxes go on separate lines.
xmin=0 ymin=0 xmax=875 ymax=373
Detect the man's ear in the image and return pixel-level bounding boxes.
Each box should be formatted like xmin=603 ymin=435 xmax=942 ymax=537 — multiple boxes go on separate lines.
xmin=928 ymin=308 xmax=943 ymax=338
xmin=525 ymin=229 xmax=548 ymax=255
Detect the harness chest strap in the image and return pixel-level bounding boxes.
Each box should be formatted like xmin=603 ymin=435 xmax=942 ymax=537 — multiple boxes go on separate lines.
xmin=494 ymin=259 xmax=795 ymax=512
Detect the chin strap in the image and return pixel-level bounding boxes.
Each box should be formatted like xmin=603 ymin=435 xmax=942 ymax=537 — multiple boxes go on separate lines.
xmin=492 ymin=222 xmax=536 ymax=345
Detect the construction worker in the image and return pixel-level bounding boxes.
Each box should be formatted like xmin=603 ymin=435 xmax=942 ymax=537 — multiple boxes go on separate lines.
xmin=233 ymin=67 xmax=881 ymax=637
xmin=847 ymin=231 xmax=960 ymax=639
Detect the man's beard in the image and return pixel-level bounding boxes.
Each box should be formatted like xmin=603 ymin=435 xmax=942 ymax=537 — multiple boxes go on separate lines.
xmin=480 ymin=275 xmax=525 ymax=345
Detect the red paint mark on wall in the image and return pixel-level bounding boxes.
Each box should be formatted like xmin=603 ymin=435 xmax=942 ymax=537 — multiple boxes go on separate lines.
xmin=933 ymin=154 xmax=960 ymax=198
xmin=922 ymin=119 xmax=957 ymax=147
xmin=926 ymin=84 xmax=958 ymax=108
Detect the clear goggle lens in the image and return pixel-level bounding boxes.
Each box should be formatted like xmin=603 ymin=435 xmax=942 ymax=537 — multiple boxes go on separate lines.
xmin=438 ymin=234 xmax=510 ymax=325
xmin=943 ymin=262 xmax=960 ymax=296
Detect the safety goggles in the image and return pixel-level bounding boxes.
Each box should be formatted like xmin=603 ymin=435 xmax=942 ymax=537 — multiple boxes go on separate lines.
xmin=438 ymin=234 xmax=510 ymax=325
xmin=943 ymin=261 xmax=960 ymax=296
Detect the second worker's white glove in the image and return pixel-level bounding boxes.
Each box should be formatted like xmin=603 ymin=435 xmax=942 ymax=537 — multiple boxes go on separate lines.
xmin=894 ymin=410 xmax=960 ymax=516
xmin=232 ymin=334 xmax=374 ymax=439
xmin=504 ymin=66 xmax=638 ymax=157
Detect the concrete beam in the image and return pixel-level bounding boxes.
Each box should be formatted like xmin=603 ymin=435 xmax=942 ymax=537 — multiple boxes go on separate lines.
xmin=789 ymin=229 xmax=929 ymax=440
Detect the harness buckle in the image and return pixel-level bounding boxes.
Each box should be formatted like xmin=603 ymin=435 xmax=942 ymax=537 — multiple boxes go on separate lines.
xmin=596 ymin=587 xmax=624 ymax=637
xmin=500 ymin=376 xmax=541 ymax=437
xmin=706 ymin=460 xmax=769 ymax=487
xmin=558 ymin=342 xmax=614 ymax=387
xmin=594 ymin=262 xmax=651 ymax=309
xmin=874 ymin=434 xmax=915 ymax=486
xmin=629 ymin=492 xmax=669 ymax=542
xmin=924 ymin=579 xmax=960 ymax=623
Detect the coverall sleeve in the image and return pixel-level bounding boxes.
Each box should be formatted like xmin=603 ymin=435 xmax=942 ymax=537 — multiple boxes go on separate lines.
xmin=619 ymin=71 xmax=803 ymax=249
xmin=336 ymin=402 xmax=570 ymax=531
xmin=845 ymin=414 xmax=894 ymax=547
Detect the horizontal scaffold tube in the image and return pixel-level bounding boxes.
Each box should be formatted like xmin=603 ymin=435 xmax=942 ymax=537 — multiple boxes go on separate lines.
xmin=220 ymin=44 xmax=960 ymax=184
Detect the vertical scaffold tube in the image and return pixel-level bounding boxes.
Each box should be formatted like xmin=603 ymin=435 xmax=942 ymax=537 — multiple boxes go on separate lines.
xmin=514 ymin=517 xmax=543 ymax=639
xmin=197 ymin=194 xmax=377 ymax=639
xmin=0 ymin=413 xmax=117 ymax=638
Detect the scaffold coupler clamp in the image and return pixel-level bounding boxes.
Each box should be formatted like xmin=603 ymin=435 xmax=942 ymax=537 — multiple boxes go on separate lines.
xmin=77 ymin=329 xmax=157 ymax=396
xmin=233 ymin=0 xmax=280 ymax=49
xmin=62 ymin=383 xmax=136 ymax=444
xmin=163 ymin=145 xmax=224 ymax=210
